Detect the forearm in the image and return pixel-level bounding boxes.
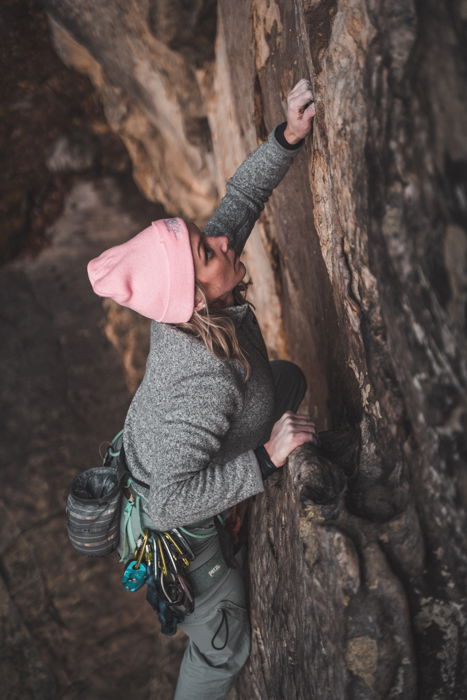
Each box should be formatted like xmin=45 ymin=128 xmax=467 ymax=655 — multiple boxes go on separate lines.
xmin=146 ymin=450 xmax=264 ymax=530
xmin=204 ymin=123 xmax=304 ymax=256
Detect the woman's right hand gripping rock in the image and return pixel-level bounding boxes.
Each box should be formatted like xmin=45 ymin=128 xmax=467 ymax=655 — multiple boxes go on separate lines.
xmin=264 ymin=411 xmax=317 ymax=468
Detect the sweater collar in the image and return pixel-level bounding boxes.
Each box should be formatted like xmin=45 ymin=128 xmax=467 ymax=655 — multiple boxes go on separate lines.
xmin=223 ymin=302 xmax=250 ymax=323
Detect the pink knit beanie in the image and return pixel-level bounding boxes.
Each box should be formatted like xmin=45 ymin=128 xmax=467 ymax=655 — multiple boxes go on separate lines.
xmin=87 ymin=218 xmax=195 ymax=323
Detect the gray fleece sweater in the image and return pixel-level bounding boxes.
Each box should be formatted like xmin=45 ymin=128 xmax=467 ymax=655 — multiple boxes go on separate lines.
xmin=123 ymin=125 xmax=303 ymax=530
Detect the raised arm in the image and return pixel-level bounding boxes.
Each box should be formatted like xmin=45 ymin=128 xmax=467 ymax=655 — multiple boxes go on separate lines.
xmin=204 ymin=79 xmax=315 ymax=255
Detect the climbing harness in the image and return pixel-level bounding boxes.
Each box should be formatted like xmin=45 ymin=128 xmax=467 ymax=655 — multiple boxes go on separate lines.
xmin=119 ymin=483 xmax=228 ymax=635
xmin=111 ymin=430 xmax=231 ymax=636
xmin=66 ymin=429 xmax=232 ymax=636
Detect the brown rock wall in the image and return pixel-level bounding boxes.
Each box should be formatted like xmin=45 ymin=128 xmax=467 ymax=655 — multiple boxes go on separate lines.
xmin=44 ymin=0 xmax=218 ymax=220
xmin=32 ymin=0 xmax=467 ymax=698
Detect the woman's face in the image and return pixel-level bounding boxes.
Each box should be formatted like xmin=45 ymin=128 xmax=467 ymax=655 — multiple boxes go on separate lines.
xmin=188 ymin=223 xmax=246 ymax=308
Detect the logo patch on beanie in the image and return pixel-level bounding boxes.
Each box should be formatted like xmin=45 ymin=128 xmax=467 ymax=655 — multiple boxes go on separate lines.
xmin=165 ymin=218 xmax=183 ymax=240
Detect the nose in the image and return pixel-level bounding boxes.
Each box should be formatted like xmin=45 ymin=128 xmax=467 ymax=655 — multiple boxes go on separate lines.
xmin=217 ymin=235 xmax=230 ymax=254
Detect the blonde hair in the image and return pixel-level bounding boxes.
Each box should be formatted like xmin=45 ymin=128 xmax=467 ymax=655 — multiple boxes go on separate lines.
xmin=175 ymin=279 xmax=254 ymax=381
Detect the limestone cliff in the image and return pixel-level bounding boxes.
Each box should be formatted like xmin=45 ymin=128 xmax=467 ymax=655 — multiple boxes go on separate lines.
xmin=41 ymin=1 xmax=467 ymax=698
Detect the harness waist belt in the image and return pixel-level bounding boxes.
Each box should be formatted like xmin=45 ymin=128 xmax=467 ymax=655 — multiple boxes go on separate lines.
xmin=118 ymin=444 xmax=150 ymax=489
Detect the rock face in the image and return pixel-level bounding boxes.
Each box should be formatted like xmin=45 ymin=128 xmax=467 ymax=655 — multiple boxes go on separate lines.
xmin=44 ymin=0 xmax=218 ymax=221
xmin=0 ymin=0 xmax=129 ymax=266
xmin=35 ymin=0 xmax=467 ymax=698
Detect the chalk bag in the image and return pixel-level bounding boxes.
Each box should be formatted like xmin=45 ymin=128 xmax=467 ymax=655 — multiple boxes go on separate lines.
xmin=66 ymin=466 xmax=122 ymax=557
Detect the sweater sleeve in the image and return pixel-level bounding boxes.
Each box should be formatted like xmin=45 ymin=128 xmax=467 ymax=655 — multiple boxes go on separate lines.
xmin=204 ymin=123 xmax=304 ymax=256
xmin=144 ymin=364 xmax=265 ymax=530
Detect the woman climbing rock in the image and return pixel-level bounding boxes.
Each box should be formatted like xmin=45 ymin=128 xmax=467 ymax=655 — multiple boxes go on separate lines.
xmin=87 ymin=78 xmax=316 ymax=700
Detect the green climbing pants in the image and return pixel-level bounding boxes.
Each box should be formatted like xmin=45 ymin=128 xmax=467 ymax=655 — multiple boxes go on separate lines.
xmin=174 ymin=529 xmax=249 ymax=700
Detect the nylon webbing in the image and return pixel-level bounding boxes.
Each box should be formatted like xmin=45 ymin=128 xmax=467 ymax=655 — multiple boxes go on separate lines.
xmin=121 ymin=484 xmax=142 ymax=560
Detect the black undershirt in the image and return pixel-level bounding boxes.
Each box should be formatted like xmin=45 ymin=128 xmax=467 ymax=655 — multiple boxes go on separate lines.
xmin=274 ymin=121 xmax=305 ymax=150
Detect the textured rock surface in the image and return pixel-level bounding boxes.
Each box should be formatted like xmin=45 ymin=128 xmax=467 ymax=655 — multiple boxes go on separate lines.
xmin=0 ymin=0 xmax=129 ymax=266
xmin=4 ymin=0 xmax=466 ymax=697
xmin=44 ymin=0 xmax=218 ymax=221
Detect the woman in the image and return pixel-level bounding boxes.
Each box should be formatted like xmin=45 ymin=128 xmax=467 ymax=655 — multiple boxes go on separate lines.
xmin=88 ymin=79 xmax=317 ymax=700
